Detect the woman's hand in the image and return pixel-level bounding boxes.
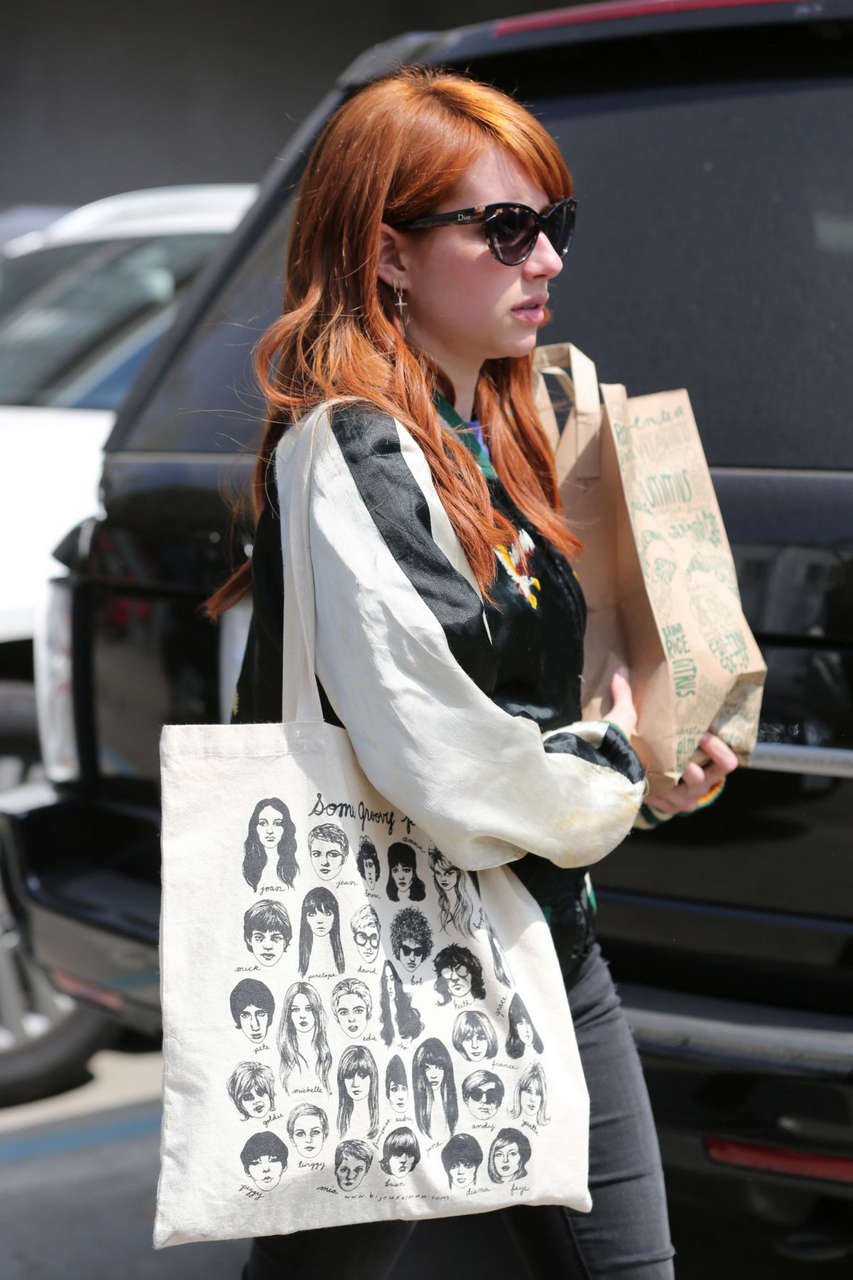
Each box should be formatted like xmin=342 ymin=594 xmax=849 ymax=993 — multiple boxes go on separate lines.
xmin=605 ymin=667 xmax=638 ymax=741
xmin=649 ymin=732 xmax=738 ymax=815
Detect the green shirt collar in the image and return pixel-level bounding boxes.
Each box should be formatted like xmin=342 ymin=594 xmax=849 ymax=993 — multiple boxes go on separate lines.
xmin=433 ymin=391 xmax=498 ymax=480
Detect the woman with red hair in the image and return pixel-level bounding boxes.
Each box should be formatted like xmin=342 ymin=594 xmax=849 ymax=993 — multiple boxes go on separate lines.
xmin=216 ymin=64 xmax=735 ymax=1280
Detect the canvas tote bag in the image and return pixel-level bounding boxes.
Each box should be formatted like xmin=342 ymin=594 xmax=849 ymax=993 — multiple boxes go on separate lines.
xmin=154 ymin=405 xmax=592 ymax=1248
xmin=533 ymin=343 xmax=765 ymax=798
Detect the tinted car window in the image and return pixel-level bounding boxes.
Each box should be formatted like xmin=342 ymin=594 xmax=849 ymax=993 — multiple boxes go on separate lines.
xmin=0 ymin=234 xmax=220 ymax=407
xmin=537 ymin=76 xmax=853 ymax=469
xmin=119 ymin=56 xmax=852 ymax=469
xmin=119 ymin=212 xmax=292 ymax=453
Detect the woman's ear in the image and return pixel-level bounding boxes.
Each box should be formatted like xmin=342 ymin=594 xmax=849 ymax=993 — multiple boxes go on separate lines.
xmin=378 ymin=223 xmax=410 ymax=291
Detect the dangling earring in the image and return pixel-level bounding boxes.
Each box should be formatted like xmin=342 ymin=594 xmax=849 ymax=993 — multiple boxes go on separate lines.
xmin=393 ymin=281 xmax=408 ymax=329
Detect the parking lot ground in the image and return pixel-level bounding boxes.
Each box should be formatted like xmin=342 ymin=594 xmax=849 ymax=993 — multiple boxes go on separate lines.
xmin=1 ymin=1038 xmax=850 ymax=1278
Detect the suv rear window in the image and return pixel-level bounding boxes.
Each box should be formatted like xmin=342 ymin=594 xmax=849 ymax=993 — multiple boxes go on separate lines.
xmin=119 ymin=29 xmax=853 ymax=470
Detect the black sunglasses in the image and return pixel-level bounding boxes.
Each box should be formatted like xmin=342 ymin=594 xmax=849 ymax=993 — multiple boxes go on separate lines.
xmin=393 ymin=197 xmax=577 ymax=266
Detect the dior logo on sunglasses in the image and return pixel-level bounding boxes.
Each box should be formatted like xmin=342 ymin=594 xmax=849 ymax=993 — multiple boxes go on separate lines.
xmin=393 ymin=196 xmax=577 ymax=266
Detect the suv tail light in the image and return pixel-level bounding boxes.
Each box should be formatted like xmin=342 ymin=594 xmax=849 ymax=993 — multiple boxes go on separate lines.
xmin=33 ymin=577 xmax=80 ymax=782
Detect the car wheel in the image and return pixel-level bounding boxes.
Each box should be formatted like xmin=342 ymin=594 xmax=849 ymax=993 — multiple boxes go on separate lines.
xmin=0 ymin=680 xmax=42 ymax=791
xmin=0 ymin=893 xmax=117 ymax=1106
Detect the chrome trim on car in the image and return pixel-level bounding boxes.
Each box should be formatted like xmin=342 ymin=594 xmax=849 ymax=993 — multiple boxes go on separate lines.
xmin=749 ymin=742 xmax=853 ymax=779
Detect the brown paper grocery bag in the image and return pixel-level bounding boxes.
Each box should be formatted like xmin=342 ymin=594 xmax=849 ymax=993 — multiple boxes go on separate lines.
xmin=533 ymin=342 xmax=766 ymax=798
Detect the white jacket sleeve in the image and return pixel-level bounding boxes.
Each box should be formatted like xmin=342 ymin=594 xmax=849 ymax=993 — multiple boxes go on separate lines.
xmin=279 ymin=405 xmax=645 ymax=874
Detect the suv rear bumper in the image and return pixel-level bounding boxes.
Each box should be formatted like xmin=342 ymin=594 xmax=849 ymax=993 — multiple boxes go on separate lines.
xmin=2 ymin=784 xmax=851 ymax=1198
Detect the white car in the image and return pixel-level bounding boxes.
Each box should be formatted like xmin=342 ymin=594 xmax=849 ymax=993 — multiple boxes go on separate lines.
xmin=0 ymin=184 xmax=257 ymax=683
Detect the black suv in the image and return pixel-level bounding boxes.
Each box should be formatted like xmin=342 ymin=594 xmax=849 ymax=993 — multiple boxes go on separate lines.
xmin=2 ymin=0 xmax=852 ymax=1258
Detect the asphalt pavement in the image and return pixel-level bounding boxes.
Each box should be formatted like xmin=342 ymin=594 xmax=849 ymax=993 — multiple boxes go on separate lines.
xmin=1 ymin=1038 xmax=848 ymax=1279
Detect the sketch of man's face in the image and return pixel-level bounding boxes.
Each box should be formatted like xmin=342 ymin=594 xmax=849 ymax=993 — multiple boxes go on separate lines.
xmin=248 ymin=928 xmax=287 ymax=967
xmin=337 ymin=1153 xmax=368 ymax=1191
xmin=388 ymin=1081 xmax=408 ymax=1115
xmin=290 ymin=993 xmax=315 ymax=1036
xmin=441 ymin=960 xmax=472 ymax=1000
xmin=391 ymin=861 xmax=413 ymax=895
xmin=241 ymin=1086 xmax=271 ymax=1119
xmin=520 ymin=1082 xmax=541 ymax=1121
xmin=256 ymin=805 xmax=284 ymax=851
xmin=291 ymin=1114 xmax=326 ymax=1158
xmin=310 ymin=837 xmax=346 ymax=881
xmin=334 ymin=994 xmax=368 ymax=1039
xmin=494 ymin=1141 xmax=522 ymax=1181
xmin=450 ymin=1160 xmax=477 ymax=1190
xmin=352 ymin=922 xmax=380 ymax=964
xmin=463 ymin=1027 xmax=489 ymax=1062
xmin=424 ymin=1062 xmax=444 ymax=1088
xmin=247 ymin=1151 xmax=284 ymax=1190
xmin=306 ymin=901 xmax=334 ymax=937
xmin=387 ymin=1151 xmax=415 ymax=1177
xmin=433 ymin=858 xmax=459 ymax=892
xmin=239 ymin=1003 xmax=269 ymax=1044
xmin=465 ymin=1081 xmax=500 ymax=1121
xmin=362 ymin=860 xmax=378 ymax=891
xmin=344 ymin=1067 xmax=371 ymax=1101
xmin=398 ymin=935 xmax=426 ymax=974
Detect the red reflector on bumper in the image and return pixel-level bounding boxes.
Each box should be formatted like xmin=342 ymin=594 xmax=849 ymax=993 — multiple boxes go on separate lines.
xmin=706 ymin=1137 xmax=853 ymax=1185
xmin=50 ymin=969 xmax=125 ymax=1015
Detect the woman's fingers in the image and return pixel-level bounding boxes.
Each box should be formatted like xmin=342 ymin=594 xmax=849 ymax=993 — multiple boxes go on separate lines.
xmin=607 ymin=666 xmax=637 ymax=739
xmin=700 ymin=732 xmax=739 ymax=774
xmin=649 ymin=732 xmax=739 ymax=815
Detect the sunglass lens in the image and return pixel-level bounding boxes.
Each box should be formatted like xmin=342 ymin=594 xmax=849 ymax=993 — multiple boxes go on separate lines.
xmin=544 ymin=200 xmax=575 ymax=256
xmin=489 ymin=206 xmax=539 ymax=265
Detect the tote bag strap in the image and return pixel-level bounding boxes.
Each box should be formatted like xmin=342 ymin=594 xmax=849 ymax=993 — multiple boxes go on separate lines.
xmin=275 ymin=403 xmax=329 ymax=725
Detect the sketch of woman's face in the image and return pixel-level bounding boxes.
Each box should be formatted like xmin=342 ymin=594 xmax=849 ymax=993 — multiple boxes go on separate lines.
xmin=249 ymin=928 xmax=287 ymax=967
xmin=306 ymin=902 xmax=334 ymax=937
xmin=256 ymin=805 xmax=284 ymax=851
xmin=424 ymin=1061 xmax=444 ymax=1088
xmin=517 ymin=1017 xmax=533 ymax=1046
xmin=388 ymin=1081 xmax=408 ymax=1115
xmin=384 ymin=966 xmax=397 ymax=998
xmin=290 ymin=993 xmax=315 ymax=1036
xmin=387 ymin=1151 xmax=415 ymax=1177
xmin=291 ymin=1115 xmax=326 ymax=1158
xmin=337 ymin=1153 xmax=368 ymax=1191
xmin=345 ymin=1067 xmax=371 ymax=1101
xmin=520 ymin=1081 xmax=541 ymax=1120
xmin=334 ymin=994 xmax=368 ymax=1039
xmin=241 ymin=1086 xmax=271 ymax=1119
xmin=239 ymin=1003 xmax=269 ymax=1044
xmin=310 ymin=838 xmax=345 ymax=881
xmin=494 ymin=1141 xmax=522 ymax=1181
xmin=463 ymin=1027 xmax=489 ymax=1061
xmin=391 ymin=860 xmax=413 ymax=894
xmin=450 ymin=1161 xmax=477 ymax=1190
xmin=433 ymin=858 xmax=459 ymax=892
xmin=465 ymin=1081 xmax=500 ymax=1121
xmin=248 ymin=1151 xmax=284 ymax=1190
xmin=441 ymin=960 xmax=472 ymax=1000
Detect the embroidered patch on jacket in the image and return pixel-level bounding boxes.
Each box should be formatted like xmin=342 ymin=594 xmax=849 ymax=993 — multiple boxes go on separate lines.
xmin=495 ymin=529 xmax=541 ymax=609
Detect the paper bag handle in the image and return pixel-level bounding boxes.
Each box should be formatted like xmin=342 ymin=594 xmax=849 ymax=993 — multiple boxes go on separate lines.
xmin=535 ymin=342 xmax=602 ymax=480
xmin=275 ymin=404 xmax=328 ymax=725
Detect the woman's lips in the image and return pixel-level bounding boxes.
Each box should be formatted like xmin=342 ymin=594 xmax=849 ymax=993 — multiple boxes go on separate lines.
xmin=512 ymin=299 xmax=547 ymax=324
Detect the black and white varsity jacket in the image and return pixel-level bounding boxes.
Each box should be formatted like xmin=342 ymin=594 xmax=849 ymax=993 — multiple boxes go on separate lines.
xmin=233 ymin=400 xmax=645 ymax=937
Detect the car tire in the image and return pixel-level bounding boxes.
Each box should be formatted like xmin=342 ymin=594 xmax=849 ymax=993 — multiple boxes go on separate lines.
xmin=0 ymin=902 xmax=118 ymax=1106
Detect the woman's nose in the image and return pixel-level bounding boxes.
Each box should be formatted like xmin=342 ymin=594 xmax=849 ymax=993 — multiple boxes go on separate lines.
xmin=523 ymin=231 xmax=564 ymax=280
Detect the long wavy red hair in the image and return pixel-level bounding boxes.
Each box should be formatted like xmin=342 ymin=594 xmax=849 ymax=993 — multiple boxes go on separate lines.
xmin=207 ymin=66 xmax=581 ymax=617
